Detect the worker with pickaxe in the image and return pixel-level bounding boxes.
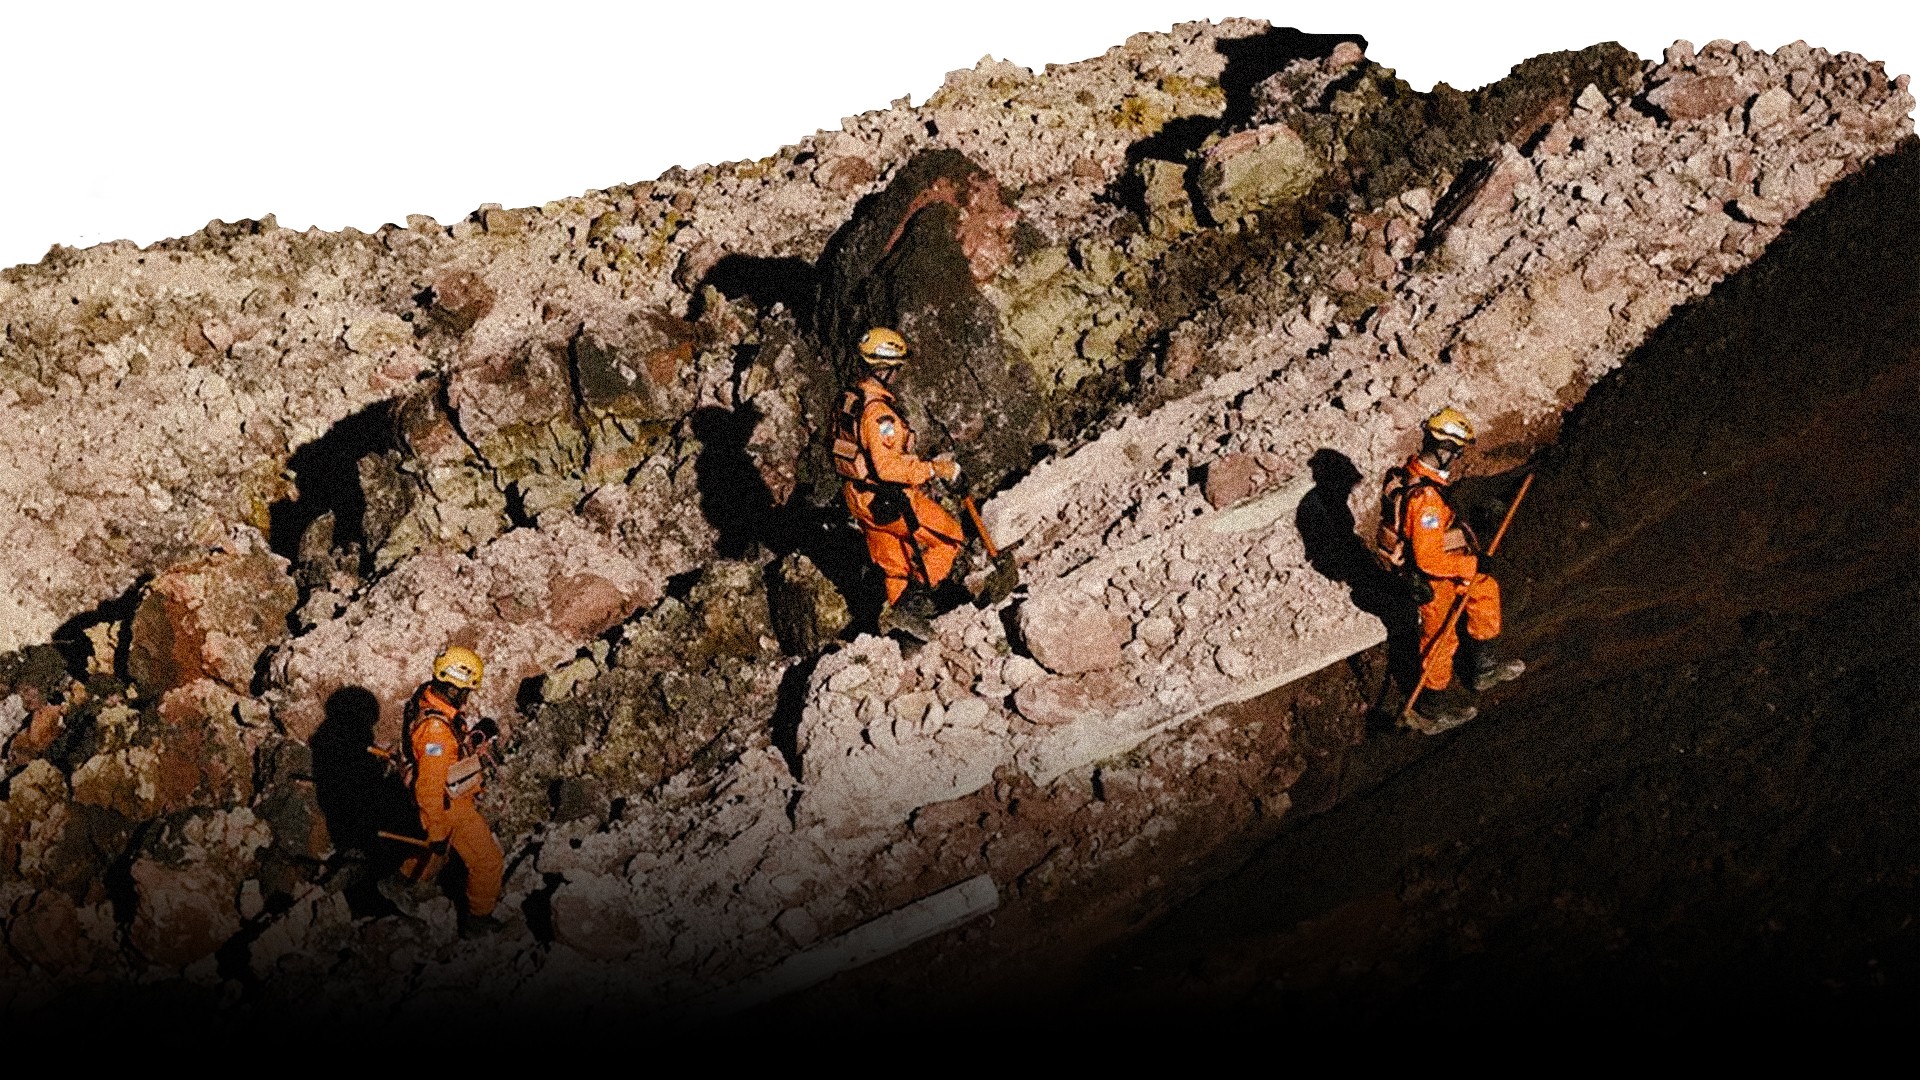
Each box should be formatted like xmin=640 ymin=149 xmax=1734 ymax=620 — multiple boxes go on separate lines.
xmin=1376 ymin=408 xmax=1528 ymax=733
xmin=833 ymin=328 xmax=969 ymax=641
xmin=382 ymin=646 xmax=508 ymax=934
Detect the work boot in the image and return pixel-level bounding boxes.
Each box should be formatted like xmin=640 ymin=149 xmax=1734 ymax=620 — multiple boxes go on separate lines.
xmin=1412 ymin=685 xmax=1478 ymax=734
xmin=377 ymin=869 xmax=443 ymax=915
xmin=1464 ymin=636 xmax=1526 ymax=692
xmin=877 ymin=599 xmax=935 ymax=643
xmin=975 ymin=553 xmax=1020 ymax=606
xmin=460 ymin=910 xmax=516 ymax=940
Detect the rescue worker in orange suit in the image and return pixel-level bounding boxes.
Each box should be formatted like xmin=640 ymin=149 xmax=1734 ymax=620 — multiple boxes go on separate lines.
xmin=400 ymin=646 xmax=507 ymax=933
xmin=1377 ymin=408 xmax=1526 ymax=732
xmin=834 ymin=327 xmax=966 ymax=641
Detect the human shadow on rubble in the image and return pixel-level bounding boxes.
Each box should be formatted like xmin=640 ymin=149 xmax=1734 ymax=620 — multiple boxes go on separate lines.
xmin=1295 ymin=449 xmax=1421 ymax=703
xmin=1106 ymin=27 xmax=1366 ymax=227
xmin=1216 ymin=27 xmax=1365 ymax=125
xmin=267 ymin=399 xmax=394 ymax=570
xmin=686 ymin=404 xmax=876 ymax=617
xmin=700 ymin=254 xmax=816 ymax=325
xmin=310 ymin=686 xmax=416 ymax=914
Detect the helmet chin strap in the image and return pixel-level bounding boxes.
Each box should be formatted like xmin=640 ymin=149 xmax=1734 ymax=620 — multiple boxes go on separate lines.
xmin=1424 ymin=440 xmax=1466 ymax=475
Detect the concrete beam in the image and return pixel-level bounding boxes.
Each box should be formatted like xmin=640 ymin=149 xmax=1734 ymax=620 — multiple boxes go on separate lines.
xmin=705 ymin=874 xmax=1000 ymax=1013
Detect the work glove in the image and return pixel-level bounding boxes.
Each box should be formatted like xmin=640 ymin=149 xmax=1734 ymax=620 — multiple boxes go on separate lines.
xmin=933 ymin=454 xmax=961 ymax=484
xmin=470 ymin=717 xmax=500 ymax=745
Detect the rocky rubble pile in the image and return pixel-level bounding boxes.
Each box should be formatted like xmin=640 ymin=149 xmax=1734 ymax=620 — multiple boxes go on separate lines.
xmin=0 ymin=21 xmax=1911 ymax=1015
xmin=489 ymin=36 xmax=1909 ymax=999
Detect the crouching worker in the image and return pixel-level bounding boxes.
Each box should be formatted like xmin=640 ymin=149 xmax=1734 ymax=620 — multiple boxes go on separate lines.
xmin=1377 ymin=408 xmax=1526 ymax=733
xmin=834 ymin=327 xmax=967 ymax=642
xmin=400 ymin=646 xmax=506 ymax=933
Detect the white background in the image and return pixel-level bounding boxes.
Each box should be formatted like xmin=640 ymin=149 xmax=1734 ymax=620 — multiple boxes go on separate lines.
xmin=0 ymin=1 xmax=1911 ymax=271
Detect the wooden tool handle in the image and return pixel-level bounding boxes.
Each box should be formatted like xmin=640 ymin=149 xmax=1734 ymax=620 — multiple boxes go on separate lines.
xmin=961 ymin=496 xmax=1000 ymax=559
xmin=1403 ymin=472 xmax=1534 ymax=723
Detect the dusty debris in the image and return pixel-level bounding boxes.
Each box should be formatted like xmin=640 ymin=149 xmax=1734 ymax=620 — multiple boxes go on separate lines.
xmin=0 ymin=21 xmax=1910 ymax=1017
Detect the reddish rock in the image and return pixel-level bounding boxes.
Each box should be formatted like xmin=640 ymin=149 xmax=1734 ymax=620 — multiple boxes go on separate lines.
xmin=1648 ymin=74 xmax=1745 ymax=121
xmin=1018 ymin=590 xmax=1129 ymax=675
xmin=882 ymin=172 xmax=1021 ymax=283
xmin=153 ymin=681 xmax=260 ymax=809
xmin=6 ymin=891 xmax=118 ymax=974
xmin=5 ymin=686 xmax=65 ymax=765
xmin=548 ymin=572 xmax=637 ymax=638
xmin=1204 ymin=453 xmax=1263 ymax=508
xmin=571 ymin=311 xmax=698 ymax=420
xmin=1452 ymin=146 xmax=1533 ymax=230
xmin=128 ymin=543 xmax=297 ymax=697
xmin=131 ymin=860 xmax=239 ymax=968
xmin=425 ymin=268 xmax=496 ymax=334
xmin=129 ymin=808 xmax=269 ymax=969
xmin=817 ymin=155 xmax=879 ymax=195
xmin=1163 ymin=334 xmax=1202 ymax=381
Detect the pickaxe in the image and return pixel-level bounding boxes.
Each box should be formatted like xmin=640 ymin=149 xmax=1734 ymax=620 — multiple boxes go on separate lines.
xmin=1402 ymin=472 xmax=1534 ymax=726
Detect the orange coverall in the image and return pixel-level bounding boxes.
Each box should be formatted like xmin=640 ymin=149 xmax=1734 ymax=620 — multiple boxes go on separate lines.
xmin=1401 ymin=455 xmax=1502 ymax=693
xmin=839 ymin=376 xmax=965 ymax=604
xmin=402 ymin=684 xmax=504 ymax=918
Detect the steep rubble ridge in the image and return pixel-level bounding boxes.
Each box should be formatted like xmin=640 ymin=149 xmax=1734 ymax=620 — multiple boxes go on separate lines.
xmin=0 ymin=24 xmax=1910 ymax=1014
xmin=973 ymin=39 xmax=1915 ymax=778
xmin=643 ymin=39 xmax=1911 ymax=997
xmin=389 ymin=39 xmax=1911 ymax=1005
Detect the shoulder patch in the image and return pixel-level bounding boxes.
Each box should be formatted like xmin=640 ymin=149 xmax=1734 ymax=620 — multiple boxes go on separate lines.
xmin=877 ymin=418 xmax=896 ymax=437
xmin=1419 ymin=510 xmax=1441 ymax=529
xmin=423 ymin=742 xmax=444 ymax=757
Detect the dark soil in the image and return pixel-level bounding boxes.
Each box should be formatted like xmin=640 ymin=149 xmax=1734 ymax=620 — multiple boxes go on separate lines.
xmin=1087 ymin=135 xmax=1920 ymax=1023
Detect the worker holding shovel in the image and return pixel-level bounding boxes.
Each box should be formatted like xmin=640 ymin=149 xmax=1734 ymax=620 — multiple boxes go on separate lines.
xmin=1376 ymin=408 xmax=1528 ymax=733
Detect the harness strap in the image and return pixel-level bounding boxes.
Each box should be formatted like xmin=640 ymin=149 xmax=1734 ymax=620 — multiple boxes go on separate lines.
xmin=1383 ymin=468 xmax=1441 ymax=580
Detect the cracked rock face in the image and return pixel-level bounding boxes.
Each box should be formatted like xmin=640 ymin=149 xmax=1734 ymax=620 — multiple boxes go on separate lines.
xmin=0 ymin=20 xmax=1911 ymax=1016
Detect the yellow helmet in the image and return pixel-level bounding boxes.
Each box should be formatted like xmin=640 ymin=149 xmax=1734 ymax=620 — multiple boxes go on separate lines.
xmin=432 ymin=646 xmax=485 ymax=690
xmin=1423 ymin=407 xmax=1476 ymax=447
xmin=857 ymin=327 xmax=910 ymax=368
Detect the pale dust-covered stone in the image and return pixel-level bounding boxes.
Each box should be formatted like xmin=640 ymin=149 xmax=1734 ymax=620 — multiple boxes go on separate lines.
xmin=1648 ymin=73 xmax=1746 ymax=121
xmin=1018 ymin=590 xmax=1129 ymax=675
xmin=1013 ymin=668 xmax=1150 ymax=727
xmin=1746 ymin=86 xmax=1794 ymax=132
xmin=1204 ymin=452 xmax=1262 ymax=509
